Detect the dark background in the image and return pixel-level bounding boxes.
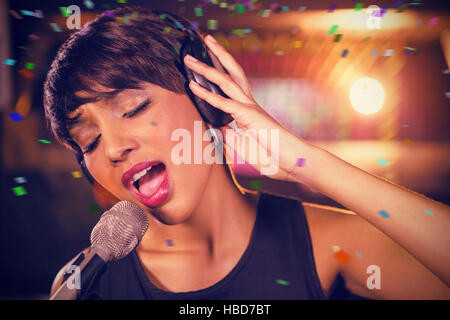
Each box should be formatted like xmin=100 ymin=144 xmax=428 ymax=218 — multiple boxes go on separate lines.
xmin=0 ymin=0 xmax=449 ymax=299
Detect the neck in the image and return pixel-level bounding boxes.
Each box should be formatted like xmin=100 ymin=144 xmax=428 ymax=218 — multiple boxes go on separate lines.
xmin=138 ymin=163 xmax=260 ymax=258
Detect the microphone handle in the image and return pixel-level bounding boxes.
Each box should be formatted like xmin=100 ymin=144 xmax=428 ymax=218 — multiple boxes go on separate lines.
xmin=50 ymin=247 xmax=108 ymax=300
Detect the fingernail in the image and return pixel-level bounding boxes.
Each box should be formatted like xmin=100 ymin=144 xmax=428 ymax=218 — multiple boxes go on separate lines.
xmin=206 ymin=35 xmax=218 ymax=44
xmin=185 ymin=54 xmax=198 ymax=63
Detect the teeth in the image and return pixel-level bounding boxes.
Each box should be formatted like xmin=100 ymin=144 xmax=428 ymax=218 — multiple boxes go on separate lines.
xmin=132 ymin=166 xmax=152 ymax=183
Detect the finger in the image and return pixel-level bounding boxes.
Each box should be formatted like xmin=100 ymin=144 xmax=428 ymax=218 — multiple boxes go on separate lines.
xmin=189 ymin=80 xmax=243 ymax=115
xmin=184 ymin=54 xmax=253 ymax=105
xmin=203 ymin=34 xmax=254 ymax=100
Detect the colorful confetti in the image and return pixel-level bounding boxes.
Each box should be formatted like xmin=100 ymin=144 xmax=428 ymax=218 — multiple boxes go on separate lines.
xmin=14 ymin=177 xmax=27 ymax=184
xmin=425 ymin=209 xmax=434 ymax=216
xmin=8 ymin=113 xmax=23 ymax=121
xmin=333 ymin=34 xmax=343 ymax=42
xmin=355 ymin=251 xmax=363 ymax=259
xmin=72 ymin=171 xmax=82 ymax=178
xmin=445 ymin=92 xmax=450 ymax=99
xmin=250 ymin=180 xmax=262 ymax=189
xmin=275 ymin=279 xmax=290 ymax=286
xmin=38 ymin=139 xmax=52 ymax=144
xmin=376 ymin=158 xmax=389 ymax=166
xmin=20 ymin=10 xmax=34 ymax=17
xmin=296 ymin=158 xmax=306 ymax=167
xmin=298 ymin=6 xmax=307 ymax=12
xmin=341 ymin=49 xmax=349 ymax=58
xmin=333 ymin=249 xmax=351 ymax=264
xmin=19 ymin=69 xmax=35 ymax=79
xmin=378 ymin=210 xmax=390 ymax=218
xmin=354 ymin=3 xmax=364 ymax=11
xmin=194 ymin=7 xmax=203 ymax=17
xmin=371 ymin=50 xmax=377 ymax=57
xmin=105 ymin=10 xmax=116 ymax=18
xmin=9 ymin=10 xmax=23 ymax=19
xmin=165 ymin=239 xmax=175 ymax=247
xmin=25 ymin=62 xmax=35 ymax=70
xmin=12 ymin=186 xmax=27 ymax=196
xmin=36 ymin=11 xmax=44 ymax=18
xmin=50 ymin=23 xmax=63 ymax=32
xmin=328 ymin=25 xmax=339 ymax=34
xmin=207 ymin=19 xmax=218 ymax=30
xmin=332 ymin=245 xmax=341 ymax=252
xmin=236 ymin=4 xmax=246 ymax=14
xmin=89 ymin=204 xmax=101 ymax=212
xmin=28 ymin=34 xmax=40 ymax=40
xmin=428 ymin=17 xmax=439 ymax=27
xmin=328 ymin=4 xmax=337 ymax=12
xmin=383 ymin=49 xmax=394 ymax=56
xmin=150 ymin=121 xmax=157 ymax=126
xmin=4 ymin=59 xmax=16 ymax=66
xmin=261 ymin=9 xmax=271 ymax=18
xmin=59 ymin=7 xmax=70 ymax=17
xmin=189 ymin=21 xmax=200 ymax=30
xmin=293 ymin=40 xmax=303 ymax=48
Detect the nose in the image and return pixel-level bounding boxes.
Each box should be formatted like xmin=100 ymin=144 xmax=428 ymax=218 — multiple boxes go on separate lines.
xmin=103 ymin=133 xmax=139 ymax=165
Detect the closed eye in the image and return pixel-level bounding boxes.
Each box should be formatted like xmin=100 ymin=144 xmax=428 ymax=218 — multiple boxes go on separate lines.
xmin=122 ymin=99 xmax=151 ymax=118
xmin=83 ymin=134 xmax=101 ymax=154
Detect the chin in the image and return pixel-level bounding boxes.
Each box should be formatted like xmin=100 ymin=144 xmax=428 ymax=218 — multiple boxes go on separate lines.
xmin=148 ymin=206 xmax=193 ymax=226
xmin=144 ymin=189 xmax=200 ymax=226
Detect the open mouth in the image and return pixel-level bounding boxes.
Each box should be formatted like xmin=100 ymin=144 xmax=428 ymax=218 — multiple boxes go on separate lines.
xmin=123 ymin=161 xmax=170 ymax=207
xmin=132 ymin=162 xmax=166 ymax=197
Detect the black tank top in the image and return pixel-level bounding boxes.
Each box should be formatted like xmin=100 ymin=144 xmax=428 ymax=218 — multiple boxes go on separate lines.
xmin=79 ymin=193 xmax=325 ymax=300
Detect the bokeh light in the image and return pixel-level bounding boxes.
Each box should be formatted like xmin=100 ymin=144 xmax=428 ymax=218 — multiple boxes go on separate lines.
xmin=350 ymin=78 xmax=385 ymax=115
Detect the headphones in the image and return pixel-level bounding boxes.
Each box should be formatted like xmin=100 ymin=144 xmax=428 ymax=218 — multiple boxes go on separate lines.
xmin=76 ymin=9 xmax=234 ymax=184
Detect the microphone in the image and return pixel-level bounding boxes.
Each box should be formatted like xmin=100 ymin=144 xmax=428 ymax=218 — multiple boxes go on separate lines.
xmin=50 ymin=200 xmax=149 ymax=300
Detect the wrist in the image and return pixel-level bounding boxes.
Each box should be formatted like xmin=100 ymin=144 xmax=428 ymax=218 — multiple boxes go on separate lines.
xmin=287 ymin=140 xmax=325 ymax=188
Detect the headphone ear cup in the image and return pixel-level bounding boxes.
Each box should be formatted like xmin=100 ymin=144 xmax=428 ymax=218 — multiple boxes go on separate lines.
xmin=181 ymin=45 xmax=233 ymax=127
xmin=152 ymin=9 xmax=233 ymax=126
xmin=184 ymin=67 xmax=234 ymax=127
xmin=184 ymin=65 xmax=215 ymax=124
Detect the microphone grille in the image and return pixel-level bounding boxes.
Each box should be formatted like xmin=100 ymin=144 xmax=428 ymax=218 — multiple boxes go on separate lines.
xmin=90 ymin=201 xmax=149 ymax=261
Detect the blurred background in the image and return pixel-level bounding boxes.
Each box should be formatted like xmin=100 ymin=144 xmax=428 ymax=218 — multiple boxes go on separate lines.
xmin=0 ymin=0 xmax=449 ymax=299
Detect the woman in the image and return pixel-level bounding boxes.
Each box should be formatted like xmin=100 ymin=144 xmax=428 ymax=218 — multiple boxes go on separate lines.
xmin=46 ymin=7 xmax=449 ymax=299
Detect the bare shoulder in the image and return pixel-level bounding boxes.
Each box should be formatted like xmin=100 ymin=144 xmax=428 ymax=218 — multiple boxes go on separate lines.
xmin=302 ymin=202 xmax=356 ymax=297
xmin=50 ymin=247 xmax=90 ymax=297
xmin=302 ymin=202 xmax=450 ymax=299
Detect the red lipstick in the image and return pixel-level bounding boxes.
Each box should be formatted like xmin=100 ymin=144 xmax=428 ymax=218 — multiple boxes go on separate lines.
xmin=121 ymin=161 xmax=169 ymax=207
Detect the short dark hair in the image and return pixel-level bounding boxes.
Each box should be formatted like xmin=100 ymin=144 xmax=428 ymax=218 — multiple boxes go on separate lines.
xmin=43 ymin=6 xmax=188 ymax=154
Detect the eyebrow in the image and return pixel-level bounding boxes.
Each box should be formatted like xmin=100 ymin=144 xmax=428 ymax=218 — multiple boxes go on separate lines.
xmin=67 ymin=112 xmax=84 ymax=131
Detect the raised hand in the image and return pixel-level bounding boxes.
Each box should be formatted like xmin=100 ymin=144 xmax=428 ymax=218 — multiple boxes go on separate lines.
xmin=184 ymin=34 xmax=313 ymax=181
